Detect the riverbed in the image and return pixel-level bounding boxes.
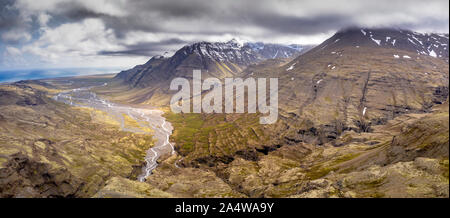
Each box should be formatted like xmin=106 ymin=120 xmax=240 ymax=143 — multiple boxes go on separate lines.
xmin=53 ymin=83 xmax=175 ymax=182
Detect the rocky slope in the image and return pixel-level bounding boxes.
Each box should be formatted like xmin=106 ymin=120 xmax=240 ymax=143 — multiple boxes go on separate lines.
xmin=251 ymin=27 xmax=449 ymax=144
xmin=288 ymin=104 xmax=449 ymax=198
xmin=158 ymin=102 xmax=448 ymax=198
xmin=0 ymin=80 xmax=156 ymax=197
xmin=0 ymin=153 xmax=83 ymax=198
xmin=114 ymin=55 xmax=167 ymax=87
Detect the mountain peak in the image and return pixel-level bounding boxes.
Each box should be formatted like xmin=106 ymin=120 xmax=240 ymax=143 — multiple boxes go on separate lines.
xmin=151 ymin=55 xmax=165 ymax=60
xmin=116 ymin=39 xmax=309 ymax=88
xmin=315 ymin=27 xmax=449 ymax=60
xmin=227 ymin=38 xmax=244 ymax=47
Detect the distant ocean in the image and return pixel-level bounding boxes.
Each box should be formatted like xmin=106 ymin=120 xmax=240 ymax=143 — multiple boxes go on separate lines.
xmin=0 ymin=68 xmax=122 ymax=83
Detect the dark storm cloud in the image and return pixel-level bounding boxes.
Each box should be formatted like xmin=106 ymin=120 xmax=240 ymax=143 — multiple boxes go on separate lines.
xmin=5 ymin=0 xmax=448 ymax=40
xmin=98 ymin=38 xmax=187 ymax=56
xmin=396 ymin=18 xmax=450 ymax=32
xmin=1 ymin=0 xmax=448 ymax=69
xmin=247 ymin=14 xmax=355 ymax=35
xmin=101 ymin=16 xmax=164 ymax=39
xmin=69 ymin=0 xmax=217 ymax=38
xmin=0 ymin=0 xmax=22 ymax=30
xmin=133 ymin=0 xmax=215 ymax=18
xmin=37 ymin=0 xmax=447 ymax=38
xmin=57 ymin=3 xmax=106 ymax=21
xmin=0 ymin=0 xmax=34 ymax=44
xmin=99 ymin=0 xmax=351 ymax=36
xmin=41 ymin=1 xmax=109 ymax=28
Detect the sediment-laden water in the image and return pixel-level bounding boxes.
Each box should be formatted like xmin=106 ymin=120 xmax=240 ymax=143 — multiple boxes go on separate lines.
xmin=54 ymin=83 xmax=175 ymax=182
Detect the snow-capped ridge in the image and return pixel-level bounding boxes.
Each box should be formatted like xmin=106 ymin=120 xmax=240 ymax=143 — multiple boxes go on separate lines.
xmin=324 ymin=27 xmax=449 ymax=60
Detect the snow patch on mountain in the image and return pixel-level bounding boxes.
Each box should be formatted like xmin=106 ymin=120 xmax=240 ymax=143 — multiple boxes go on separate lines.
xmin=370 ymin=35 xmax=381 ymax=46
xmin=429 ymin=50 xmax=437 ymax=58
xmin=361 ymin=29 xmax=367 ymax=36
xmin=286 ymin=63 xmax=296 ymax=71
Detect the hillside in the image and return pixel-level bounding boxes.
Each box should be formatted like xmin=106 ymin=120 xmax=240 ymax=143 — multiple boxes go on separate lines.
xmin=158 ymin=27 xmax=449 ymax=163
xmin=251 ymin=27 xmax=449 ymax=143
xmin=146 ymin=28 xmax=449 ymax=197
xmin=0 ymin=80 xmax=156 ymax=197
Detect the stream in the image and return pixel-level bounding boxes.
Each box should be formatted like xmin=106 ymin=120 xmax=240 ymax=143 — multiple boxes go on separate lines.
xmin=53 ymin=83 xmax=175 ymax=182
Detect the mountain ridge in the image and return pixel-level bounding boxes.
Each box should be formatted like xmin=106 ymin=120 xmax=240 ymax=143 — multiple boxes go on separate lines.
xmin=115 ymin=40 xmax=309 ymax=87
xmin=313 ymin=27 xmax=449 ymax=61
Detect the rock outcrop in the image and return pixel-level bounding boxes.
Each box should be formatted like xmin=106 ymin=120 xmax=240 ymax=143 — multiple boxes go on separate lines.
xmin=0 ymin=153 xmax=83 ymax=198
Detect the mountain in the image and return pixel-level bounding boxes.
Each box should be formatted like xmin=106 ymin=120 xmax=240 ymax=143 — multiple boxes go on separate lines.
xmin=248 ymin=27 xmax=449 ymax=139
xmin=245 ymin=42 xmax=311 ymax=59
xmin=319 ymin=27 xmax=449 ymax=61
xmin=112 ymin=39 xmax=308 ymax=104
xmin=115 ymin=40 xmax=307 ymax=87
xmin=114 ymin=55 xmax=167 ymax=87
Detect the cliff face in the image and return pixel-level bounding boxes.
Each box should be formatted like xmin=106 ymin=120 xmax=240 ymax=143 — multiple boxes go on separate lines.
xmin=160 ymin=102 xmax=448 ymax=198
xmin=0 ymin=153 xmax=83 ymax=198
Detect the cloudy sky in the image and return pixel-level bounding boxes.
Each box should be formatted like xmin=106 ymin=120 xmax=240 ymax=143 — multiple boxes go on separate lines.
xmin=0 ymin=0 xmax=448 ymax=71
